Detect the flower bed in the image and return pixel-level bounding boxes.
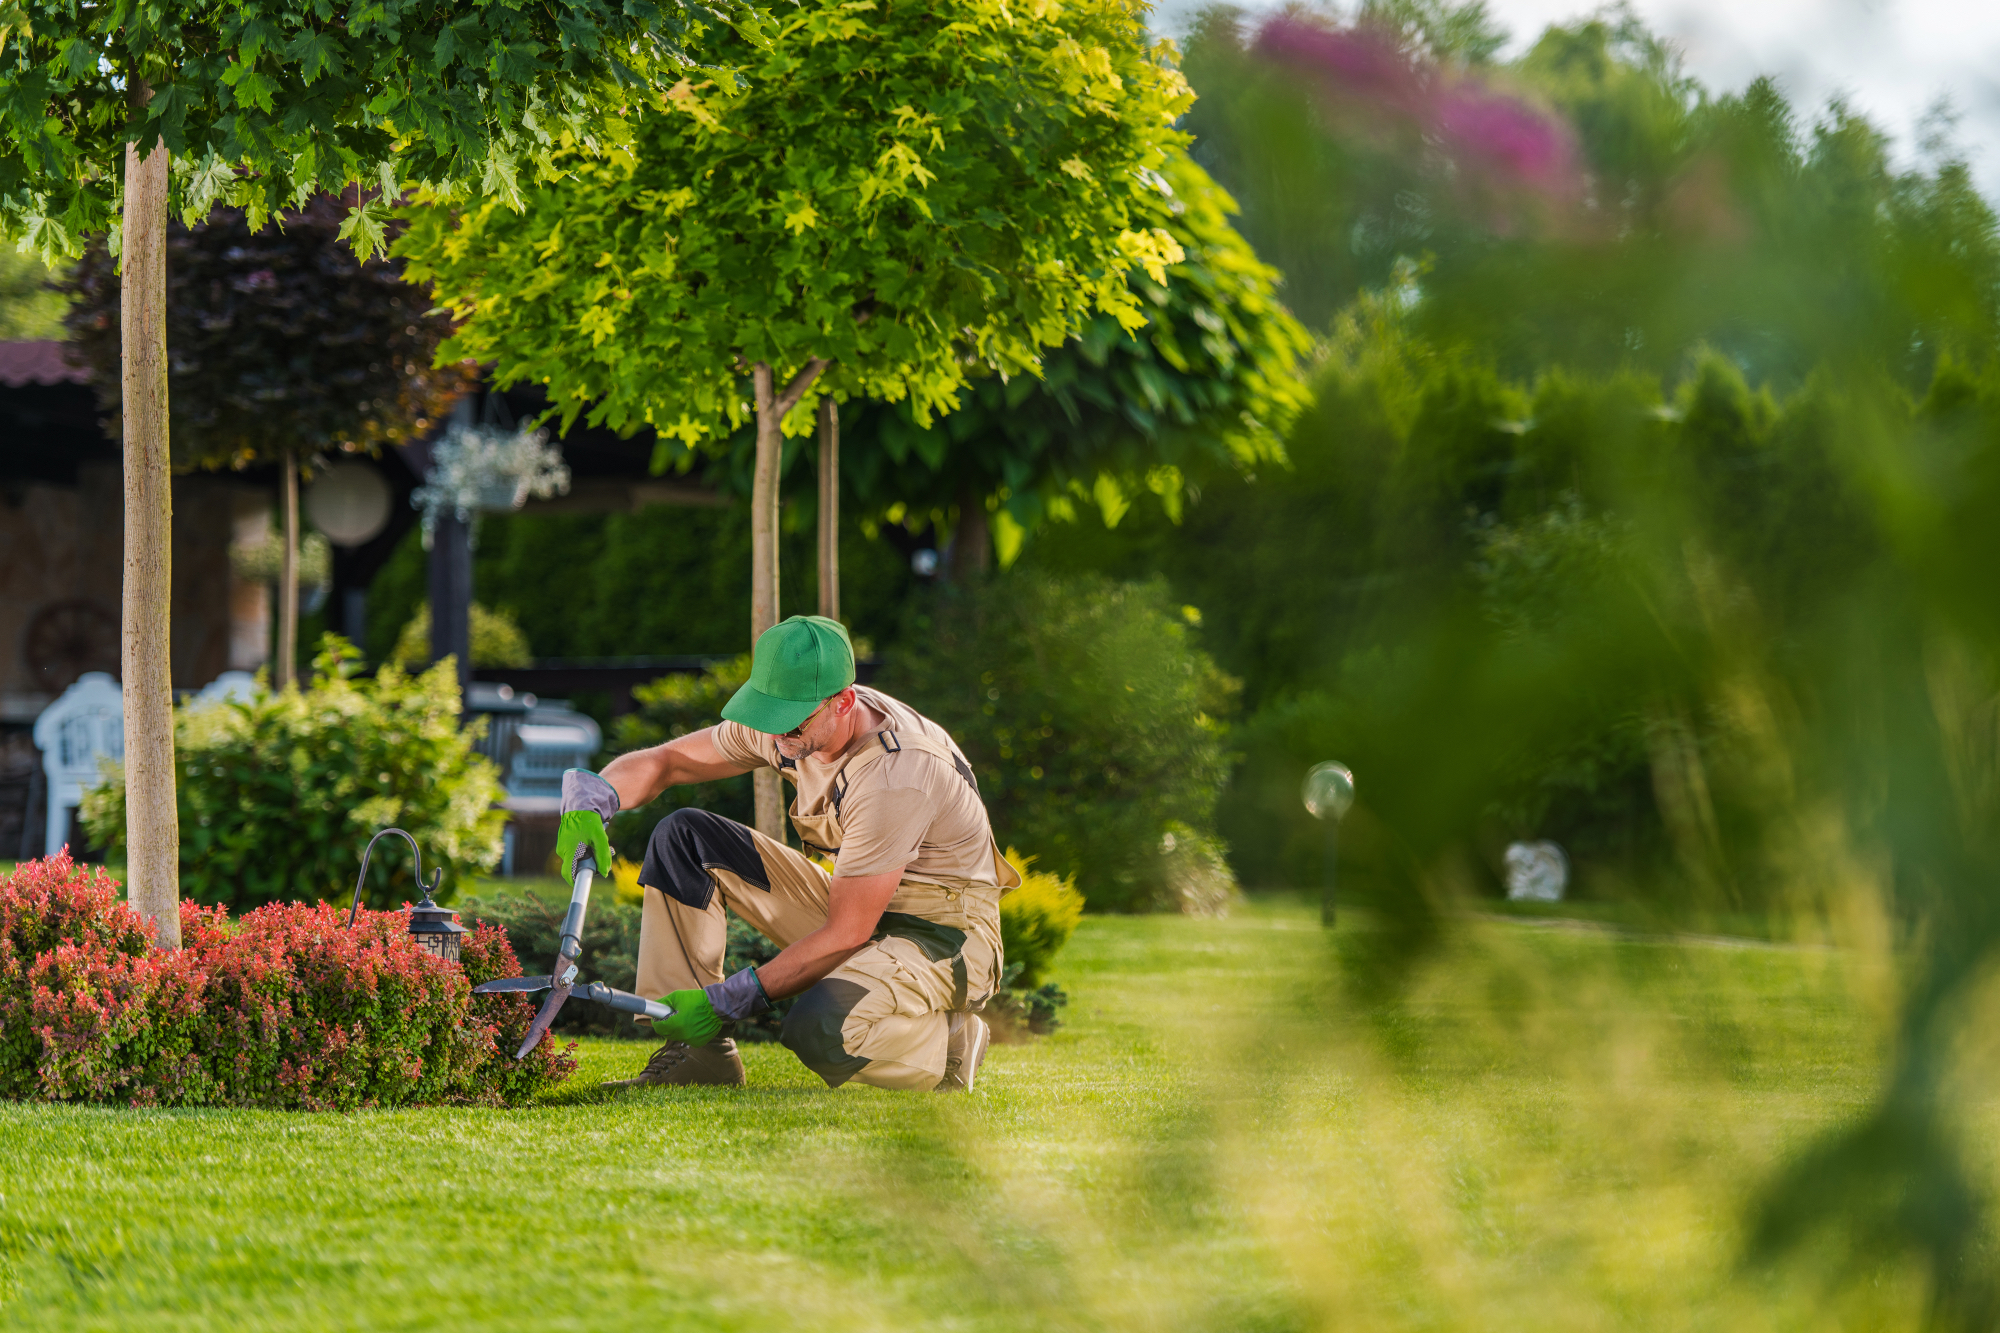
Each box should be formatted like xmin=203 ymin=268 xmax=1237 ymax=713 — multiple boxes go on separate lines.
xmin=0 ymin=854 xmax=574 ymax=1109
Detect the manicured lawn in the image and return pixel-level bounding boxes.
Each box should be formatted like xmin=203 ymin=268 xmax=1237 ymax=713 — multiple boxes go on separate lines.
xmin=0 ymin=899 xmax=1943 ymax=1330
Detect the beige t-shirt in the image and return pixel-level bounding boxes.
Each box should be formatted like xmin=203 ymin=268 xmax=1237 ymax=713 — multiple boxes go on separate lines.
xmin=710 ymin=685 xmax=1001 ymax=884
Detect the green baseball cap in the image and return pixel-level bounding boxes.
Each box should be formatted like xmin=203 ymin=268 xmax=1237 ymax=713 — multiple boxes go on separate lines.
xmin=721 ymin=615 xmax=857 ymax=734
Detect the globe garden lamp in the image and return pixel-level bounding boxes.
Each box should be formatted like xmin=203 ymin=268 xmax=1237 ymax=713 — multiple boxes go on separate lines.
xmin=1301 ymin=761 xmax=1355 ymax=927
xmin=303 ymin=460 xmax=394 ymax=547
xmin=348 ymin=827 xmax=468 ymax=964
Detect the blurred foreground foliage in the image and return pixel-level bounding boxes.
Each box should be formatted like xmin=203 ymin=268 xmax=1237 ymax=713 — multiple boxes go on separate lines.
xmin=1022 ymin=3 xmax=2000 ymax=1316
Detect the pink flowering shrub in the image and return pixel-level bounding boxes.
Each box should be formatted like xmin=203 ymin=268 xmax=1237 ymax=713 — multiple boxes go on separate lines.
xmin=0 ymin=853 xmax=574 ymax=1108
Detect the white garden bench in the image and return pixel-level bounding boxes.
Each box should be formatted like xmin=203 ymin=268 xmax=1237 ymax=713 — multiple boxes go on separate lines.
xmin=31 ymin=672 xmax=123 ymax=857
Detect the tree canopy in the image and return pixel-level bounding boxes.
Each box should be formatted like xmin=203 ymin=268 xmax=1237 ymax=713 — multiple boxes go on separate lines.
xmin=63 ymin=195 xmax=470 ymax=471
xmin=0 ymin=0 xmax=745 ymax=260
xmin=832 ymin=148 xmax=1313 ymax=562
xmin=398 ymin=0 xmax=1198 ymax=445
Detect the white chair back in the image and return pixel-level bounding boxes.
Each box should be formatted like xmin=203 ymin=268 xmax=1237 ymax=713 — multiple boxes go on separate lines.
xmin=31 ymin=672 xmax=124 ymax=857
xmin=509 ymin=716 xmax=602 ymax=797
xmin=191 ymin=670 xmax=260 ymax=709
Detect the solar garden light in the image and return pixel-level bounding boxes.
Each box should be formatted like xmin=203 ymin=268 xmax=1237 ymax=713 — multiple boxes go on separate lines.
xmin=1301 ymin=761 xmax=1355 ymax=927
xmin=347 ymin=827 xmax=468 ymax=964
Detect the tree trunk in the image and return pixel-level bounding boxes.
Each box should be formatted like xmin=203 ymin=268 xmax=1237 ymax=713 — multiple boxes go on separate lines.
xmin=951 ymin=481 xmax=990 ymax=583
xmin=748 ymin=359 xmax=828 ymax=841
xmin=276 ymin=448 xmax=299 ymax=688
xmin=121 ymin=126 xmax=180 ymax=949
xmin=750 ymin=364 xmax=785 ymax=840
xmin=818 ymin=397 xmax=839 ymax=620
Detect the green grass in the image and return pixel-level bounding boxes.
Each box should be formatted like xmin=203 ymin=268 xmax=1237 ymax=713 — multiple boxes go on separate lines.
xmin=0 ymin=898 xmax=1952 ymax=1330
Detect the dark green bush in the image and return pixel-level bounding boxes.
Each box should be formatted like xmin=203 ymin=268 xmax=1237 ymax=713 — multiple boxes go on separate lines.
xmin=80 ymin=637 xmax=505 ymax=912
xmin=364 ymin=502 xmax=916 ymax=667
xmin=601 ymin=656 xmax=757 ymax=861
xmin=456 ymin=880 xmax=788 ymax=1039
xmin=882 ymin=575 xmax=1239 ymax=911
xmin=985 ymin=970 xmax=1069 ymax=1039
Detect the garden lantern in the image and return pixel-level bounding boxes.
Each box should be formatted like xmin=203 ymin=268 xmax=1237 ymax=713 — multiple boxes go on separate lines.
xmin=404 ymin=887 xmax=469 ymax=964
xmin=349 ymin=827 xmax=465 ymax=964
xmin=1301 ymin=761 xmax=1355 ymax=927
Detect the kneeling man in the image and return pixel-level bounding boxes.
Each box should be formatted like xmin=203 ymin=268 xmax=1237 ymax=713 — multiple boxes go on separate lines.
xmin=557 ymin=615 xmax=1019 ymax=1091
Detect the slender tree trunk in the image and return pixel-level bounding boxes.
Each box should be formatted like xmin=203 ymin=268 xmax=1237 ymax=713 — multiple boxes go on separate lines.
xmin=748 ymin=359 xmax=828 ymax=841
xmin=750 ymin=364 xmax=785 ymax=840
xmin=276 ymin=447 xmax=299 ymax=688
xmin=951 ymin=480 xmax=990 ymax=583
xmin=121 ymin=125 xmax=180 ymax=949
xmin=818 ymin=397 xmax=839 ymax=620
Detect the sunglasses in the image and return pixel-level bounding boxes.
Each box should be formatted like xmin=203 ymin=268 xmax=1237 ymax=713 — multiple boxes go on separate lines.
xmin=780 ymin=698 xmax=832 ymax=739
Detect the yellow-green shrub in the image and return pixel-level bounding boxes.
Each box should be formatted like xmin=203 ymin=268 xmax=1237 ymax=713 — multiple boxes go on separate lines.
xmin=392 ymin=602 xmax=532 ymax=669
xmin=999 ymin=849 xmax=1084 ymax=989
xmin=81 ymin=637 xmax=504 ymax=912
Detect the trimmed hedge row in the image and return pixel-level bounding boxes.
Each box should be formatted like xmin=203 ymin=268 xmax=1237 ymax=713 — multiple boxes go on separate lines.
xmin=0 ymin=854 xmax=574 ymax=1109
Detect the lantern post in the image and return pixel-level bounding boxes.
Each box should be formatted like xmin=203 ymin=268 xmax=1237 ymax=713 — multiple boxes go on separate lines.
xmin=1301 ymin=762 xmax=1355 ymax=927
xmin=349 ymin=827 xmax=467 ymax=962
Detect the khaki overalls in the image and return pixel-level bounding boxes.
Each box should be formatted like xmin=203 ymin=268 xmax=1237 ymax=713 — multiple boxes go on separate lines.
xmin=635 ymin=729 xmax=1020 ymax=1090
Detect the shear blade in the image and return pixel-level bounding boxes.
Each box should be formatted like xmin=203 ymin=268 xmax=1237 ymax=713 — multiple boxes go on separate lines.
xmin=472 ymin=975 xmax=556 ymax=995
xmin=513 ymin=984 xmax=571 ymax=1060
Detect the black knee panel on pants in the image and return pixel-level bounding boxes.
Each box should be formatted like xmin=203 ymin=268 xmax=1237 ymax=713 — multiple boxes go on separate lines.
xmin=639 ymin=807 xmax=767 ymax=911
xmin=780 ymin=979 xmax=872 ymax=1088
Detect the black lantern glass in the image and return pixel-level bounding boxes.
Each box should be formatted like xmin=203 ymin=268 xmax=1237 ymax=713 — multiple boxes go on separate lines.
xmin=405 ymin=889 xmax=468 ymax=964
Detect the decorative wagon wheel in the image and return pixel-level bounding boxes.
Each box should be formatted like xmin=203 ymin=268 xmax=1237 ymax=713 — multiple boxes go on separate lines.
xmin=22 ymin=599 xmax=119 ymax=692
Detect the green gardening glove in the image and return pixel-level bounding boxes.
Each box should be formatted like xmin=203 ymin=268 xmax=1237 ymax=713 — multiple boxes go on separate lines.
xmin=556 ymin=810 xmax=612 ymax=882
xmin=557 ymin=769 xmax=617 ymax=881
xmin=646 ymin=988 xmax=722 ymax=1047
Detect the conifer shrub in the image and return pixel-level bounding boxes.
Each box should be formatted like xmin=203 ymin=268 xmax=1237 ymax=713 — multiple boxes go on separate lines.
xmin=883 ymin=575 xmax=1240 ymax=911
xmin=0 ymin=854 xmax=573 ymax=1108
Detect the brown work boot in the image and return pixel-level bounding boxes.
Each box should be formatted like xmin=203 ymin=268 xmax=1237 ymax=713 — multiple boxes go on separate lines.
xmin=605 ymin=1037 xmax=746 ymax=1089
xmin=934 ymin=1013 xmax=990 ymax=1092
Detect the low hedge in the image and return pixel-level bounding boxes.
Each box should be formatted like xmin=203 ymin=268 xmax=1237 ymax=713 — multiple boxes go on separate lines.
xmin=0 ymin=854 xmax=573 ymax=1109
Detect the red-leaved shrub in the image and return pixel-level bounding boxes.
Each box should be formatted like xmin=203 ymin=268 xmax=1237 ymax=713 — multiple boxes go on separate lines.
xmin=0 ymin=853 xmax=574 ymax=1108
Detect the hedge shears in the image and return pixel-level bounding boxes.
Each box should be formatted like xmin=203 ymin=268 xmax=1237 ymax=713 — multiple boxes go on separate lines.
xmin=470 ymin=848 xmax=674 ymax=1059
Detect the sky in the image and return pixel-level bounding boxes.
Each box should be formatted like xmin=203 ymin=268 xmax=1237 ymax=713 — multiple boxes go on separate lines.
xmin=1154 ymin=0 xmax=2000 ymax=199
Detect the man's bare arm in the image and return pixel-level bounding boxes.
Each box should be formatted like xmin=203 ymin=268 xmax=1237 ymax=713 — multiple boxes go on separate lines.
xmin=598 ymin=725 xmax=755 ymax=811
xmin=753 ymin=868 xmax=902 ymax=1000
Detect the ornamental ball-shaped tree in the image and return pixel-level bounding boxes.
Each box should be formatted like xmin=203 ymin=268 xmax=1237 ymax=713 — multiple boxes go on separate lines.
xmin=64 ymin=195 xmax=476 ymax=686
xmin=836 ymin=148 xmax=1315 ymax=573
xmin=65 ymin=195 xmax=471 ymax=471
xmin=402 ymin=0 xmax=1196 ymax=450
xmin=401 ymin=0 xmax=1201 ymax=836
